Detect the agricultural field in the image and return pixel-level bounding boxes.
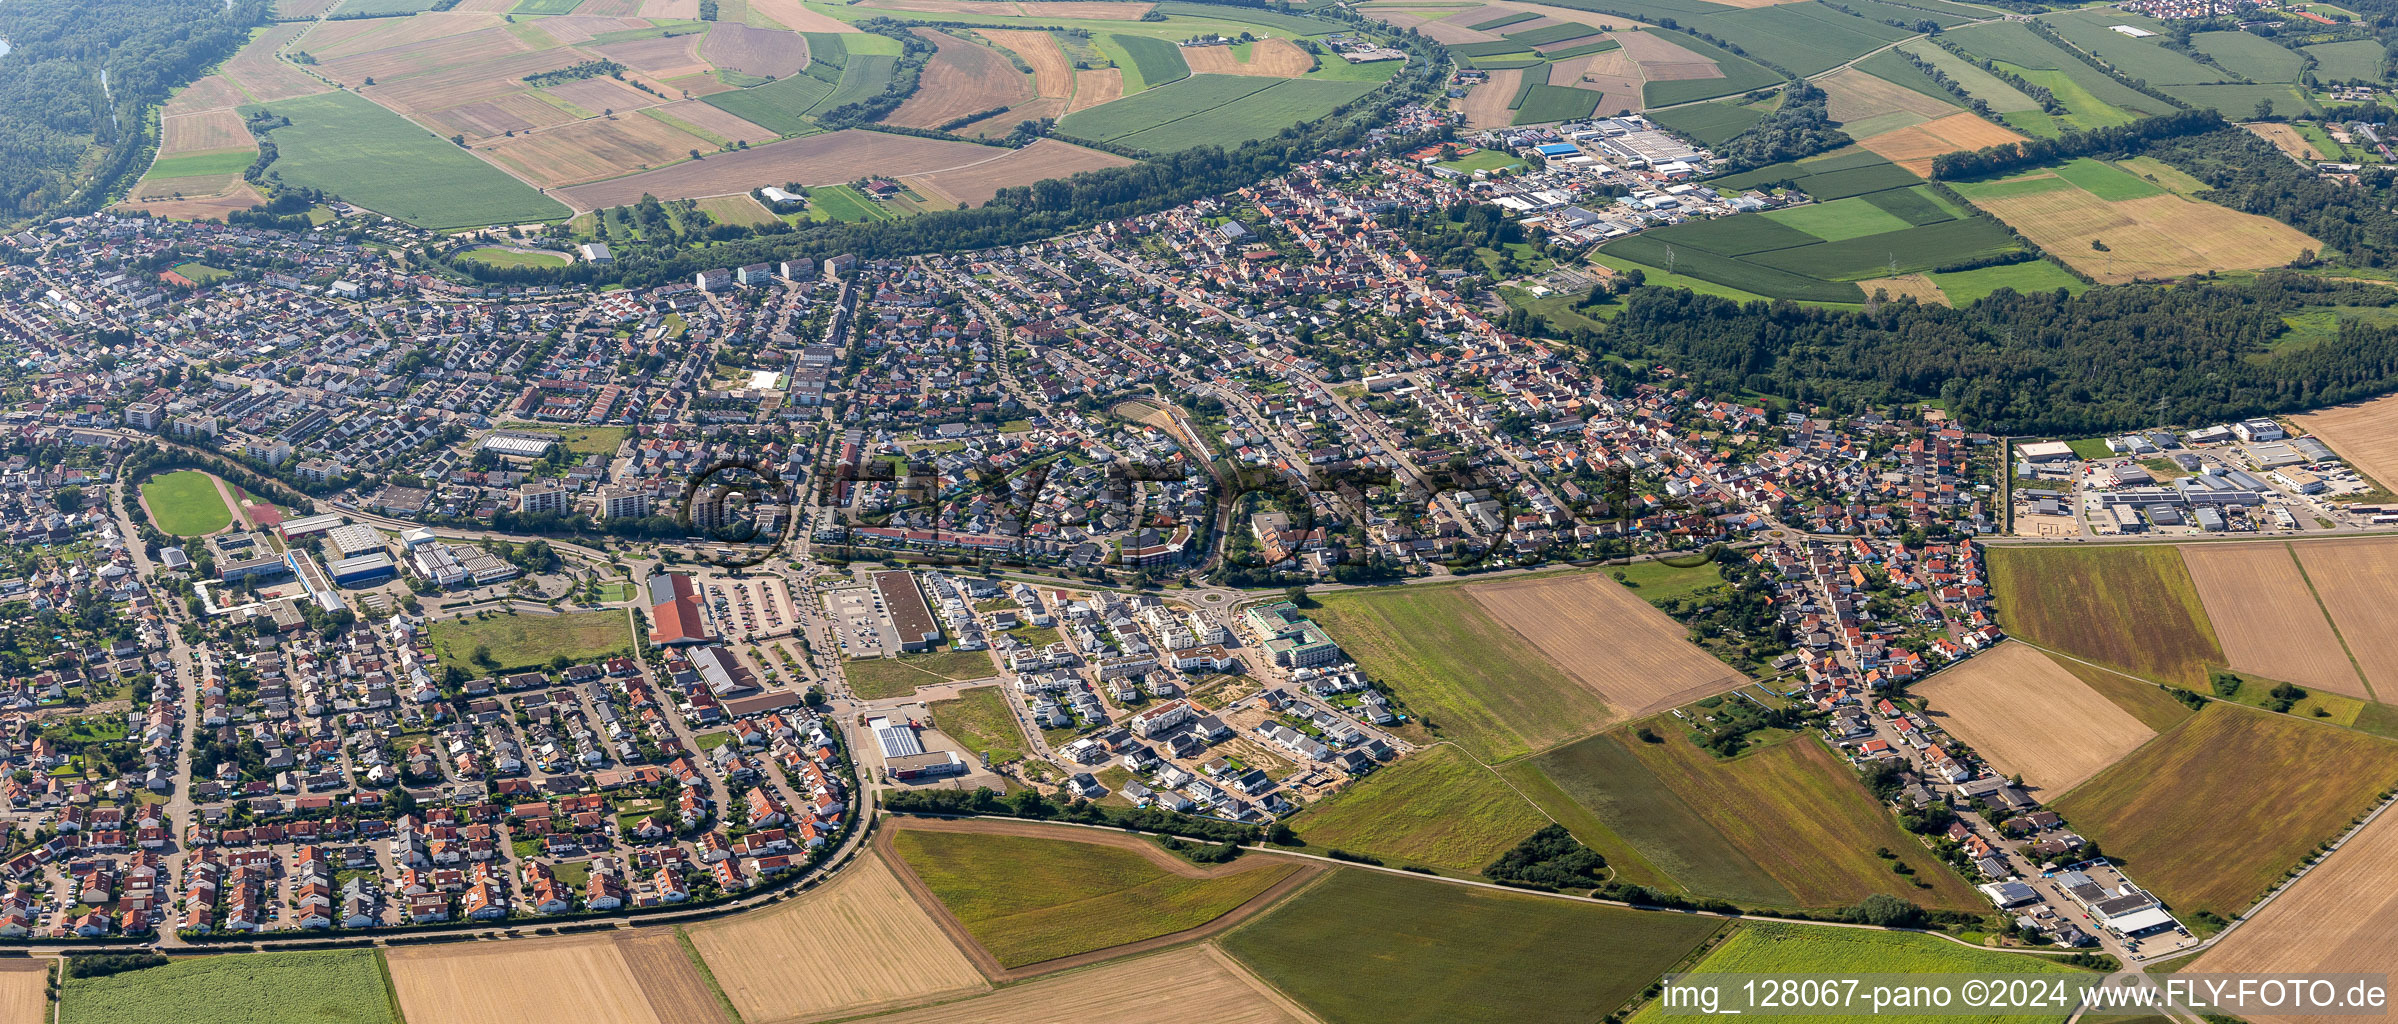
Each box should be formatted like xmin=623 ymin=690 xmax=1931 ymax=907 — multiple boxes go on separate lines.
xmin=2052 ymin=703 xmax=2398 ymax=921
xmin=1304 ymin=583 xmax=1617 ymax=762
xmin=886 ymin=29 xmax=1035 ymax=130
xmin=385 ymin=933 xmax=716 ymax=1024
xmin=1646 ymin=97 xmax=1768 ymax=146
xmin=553 ymin=129 xmax=1126 ymax=209
xmin=1855 ymin=111 xmax=2025 ymax=178
xmin=689 ymin=851 xmax=989 ymax=1022
xmin=1926 ymin=258 xmax=2084 ymax=304
xmin=2292 ymin=538 xmax=2398 ymax=699
xmin=60 ymin=951 xmax=397 ymax=1024
xmin=694 ymin=193 xmax=779 ymax=226
xmin=2293 ymin=392 xmax=2398 ymax=494
xmin=848 ymin=946 xmax=1309 ymax=1024
xmin=2306 ymin=38 xmax=2388 ymax=82
xmin=1464 ymin=572 xmax=1746 ymax=720
xmin=1290 ymin=743 xmax=1551 ymax=875
xmin=1986 ymin=544 xmax=2224 ymax=687
xmin=2181 ymin=543 xmax=2369 ymax=698
xmin=1525 ymin=728 xmax=1980 ymax=910
xmin=0 ymin=963 xmax=40 ymax=1024
xmin=140 ymin=471 xmax=234 ymax=537
xmin=2195 ymin=802 xmax=2398 ymax=1020
xmin=1940 ymin=21 xmax=2175 ymax=127
xmin=1058 ymin=73 xmax=1378 ymax=152
xmin=1630 ymin=922 xmax=2090 ymax=1024
xmin=244 ymin=91 xmax=568 ymax=229
xmin=1181 ymin=37 xmax=1315 ymax=77
xmin=925 ymin=684 xmax=1027 ymax=765
xmin=1223 ymin=868 xmax=1726 ymax=1024
xmin=482 ymin=114 xmax=722 ymax=188
xmin=426 ymin=609 xmax=635 ymax=674
xmin=1912 ymin=641 xmax=2158 ymax=795
xmin=886 ymin=822 xmax=1306 ymax=968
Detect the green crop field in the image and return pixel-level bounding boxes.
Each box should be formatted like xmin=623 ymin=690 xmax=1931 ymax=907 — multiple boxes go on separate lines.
xmin=1760 ymin=196 xmax=1918 ymax=241
xmin=1469 ymin=10 xmax=1540 ymax=30
xmin=1541 ymin=37 xmax=1620 ymax=59
xmin=427 ymin=609 xmax=633 ymax=675
xmin=2305 ymin=39 xmax=2386 ymax=82
xmin=1861 ymin=184 xmax=1965 ymax=226
xmin=800 ymin=183 xmax=892 ymax=223
xmin=2048 ymin=156 xmax=2164 ymax=200
xmin=1988 ymin=545 xmax=2223 ymax=687
xmin=512 ymin=0 xmax=581 ymax=12
xmin=1629 ymin=923 xmax=2089 ymax=1024
xmin=1291 ymin=744 xmax=1552 ymax=874
xmin=1504 ymin=21 xmax=1601 ymax=46
xmin=1058 ymin=73 xmax=1276 ymax=142
xmin=2162 ymin=82 xmax=2316 ymax=116
xmin=1113 ymin=33 xmax=1193 ymax=88
xmin=1304 ymin=584 xmax=1616 ymax=761
xmin=1649 ymin=100 xmax=1767 ymax=146
xmin=1112 ymin=78 xmax=1376 ymax=152
xmin=889 ymin=827 xmax=1301 ymax=967
xmin=2041 ymin=9 xmax=2222 ymax=85
xmin=700 ymin=73 xmax=833 ymax=135
xmin=820 ymin=54 xmax=899 ymax=110
xmin=1897 ymin=40 xmax=2038 ymax=112
xmin=1929 ymin=259 xmax=2084 ymax=304
xmin=1854 ymin=49 xmax=1964 ymax=109
xmin=244 ymin=92 xmax=566 ymax=229
xmin=1223 ymin=868 xmax=1725 ymax=1024
xmin=1839 ymin=0 xmax=1975 ymax=27
xmin=148 ymin=149 xmax=255 ymax=179
xmin=1450 ymin=39 xmax=1540 ymax=57
xmin=1512 ymin=83 xmax=1602 ymax=124
xmin=1638 ymin=29 xmax=1781 ymax=105
xmin=2053 ymin=704 xmax=2398 ymax=921
xmin=926 ymin=685 xmax=1026 ymax=765
xmin=1744 ymin=218 xmax=2022 ymax=279
xmin=61 ymin=950 xmax=398 ymax=1024
xmin=1526 ymin=729 xmax=1983 ymax=910
xmin=1688 ymin=2 xmax=1912 ymax=78
xmin=2188 ymin=29 xmax=2302 ymax=82
xmin=1642 ymin=214 xmax=1821 ymax=256
xmin=1600 ymin=235 xmax=1866 ymax=303
xmin=1944 ymin=22 xmax=2173 ymax=121
xmin=141 ymin=471 xmax=233 ymax=537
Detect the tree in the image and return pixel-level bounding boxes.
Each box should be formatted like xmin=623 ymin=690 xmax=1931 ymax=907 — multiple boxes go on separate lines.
xmin=1842 ymin=893 xmax=1927 ymax=928
xmin=471 ymin=644 xmax=495 ymax=668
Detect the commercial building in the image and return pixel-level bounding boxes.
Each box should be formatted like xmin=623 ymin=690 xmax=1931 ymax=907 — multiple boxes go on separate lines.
xmin=648 ymin=572 xmax=714 ymax=646
xmin=326 ymin=523 xmax=386 ymax=560
xmin=872 ymin=571 xmax=941 ymax=653
xmin=869 ymin=716 xmax=966 ymax=779
xmin=327 ymin=552 xmax=397 ymax=587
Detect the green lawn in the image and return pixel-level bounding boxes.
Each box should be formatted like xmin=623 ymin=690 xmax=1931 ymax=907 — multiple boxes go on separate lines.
xmin=799 ymin=184 xmax=892 ymax=223
xmin=244 ymin=90 xmax=568 ymax=229
xmin=141 ymin=471 xmax=233 ymax=537
xmin=1629 ymin=922 xmax=2091 ymax=1024
xmin=1929 ymin=259 xmax=2085 ymax=304
xmin=2052 ymin=703 xmax=2398 ymax=921
xmin=889 ymin=827 xmax=1300 ymax=967
xmin=61 ymin=950 xmax=397 ymax=1024
xmin=459 ymin=246 xmax=571 ymax=270
xmin=927 ymin=685 xmax=1026 ymax=765
xmin=1606 ymin=559 xmax=1729 ymax=607
xmin=1435 ymin=148 xmax=1524 ymax=174
xmin=148 ymin=149 xmax=256 ymax=179
xmin=1305 ymin=584 xmax=1614 ymax=762
xmin=171 ymin=261 xmax=234 ymax=285
xmin=427 ymin=609 xmax=634 ymax=675
xmin=1987 ymin=545 xmax=2224 ymax=687
xmin=842 ymin=646 xmax=995 ymax=699
xmin=1223 ymin=868 xmax=1725 ymax=1024
xmin=1291 ymin=744 xmax=1550 ymax=875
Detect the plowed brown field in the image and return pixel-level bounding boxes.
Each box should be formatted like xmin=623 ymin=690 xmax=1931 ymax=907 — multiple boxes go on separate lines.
xmin=886 ymin=29 xmax=1035 ymax=130
xmin=2182 ymin=543 xmax=2368 ymax=697
xmin=1464 ymin=571 xmax=1745 ymax=720
xmin=908 ymin=136 xmax=1134 ymax=206
xmin=481 ymin=114 xmax=715 ymax=187
xmin=1913 ymin=641 xmax=2157 ymax=794
xmin=703 ymin=22 xmax=812 ymax=78
xmin=224 ymin=24 xmax=334 ymax=103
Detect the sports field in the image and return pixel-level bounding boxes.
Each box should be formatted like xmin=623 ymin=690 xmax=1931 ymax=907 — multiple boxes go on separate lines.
xmin=1304 ymin=584 xmax=1616 ymax=762
xmin=1913 ymin=641 xmax=2156 ymax=795
xmin=1986 ymin=544 xmax=2223 ymax=687
xmin=888 ymin=824 xmax=1304 ymax=968
xmin=1630 ymin=922 xmax=2089 ymax=1024
xmin=2182 ymin=543 xmax=2369 ymax=698
xmin=1223 ymin=868 xmax=1725 ymax=1024
xmin=690 ymin=850 xmax=988 ymax=1022
xmin=60 ymin=950 xmax=396 ymax=1024
xmin=1524 ymin=729 xmax=1980 ymax=910
xmin=427 ymin=609 xmax=635 ymax=674
xmin=140 ymin=471 xmax=235 ymax=537
xmin=245 ymin=91 xmax=567 ymax=229
xmin=1290 ymin=743 xmax=1551 ymax=875
xmin=2053 ymin=703 xmax=2398 ymax=921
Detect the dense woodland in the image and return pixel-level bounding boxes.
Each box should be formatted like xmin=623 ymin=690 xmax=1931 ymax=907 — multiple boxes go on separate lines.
xmin=0 ymin=0 xmax=262 ymax=217
xmin=1590 ymin=276 xmax=2398 ymax=434
xmin=1713 ymin=83 xmax=1847 ymax=173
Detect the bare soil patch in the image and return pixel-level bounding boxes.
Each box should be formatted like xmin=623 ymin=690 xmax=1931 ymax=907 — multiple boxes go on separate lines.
xmin=654 ymin=99 xmax=779 ymax=145
xmin=2197 ymin=804 xmax=2398 ymax=1024
xmin=0 ymin=961 xmax=44 ymax=1024
xmin=749 ymin=0 xmax=865 ymax=33
xmin=536 ymin=14 xmax=652 ymax=44
xmin=1859 ymin=273 xmax=1946 ymax=304
xmin=2290 ymin=537 xmax=2398 ymax=699
xmin=853 ymin=945 xmax=1312 ymax=1024
xmin=431 ymin=91 xmax=580 ymax=140
xmin=2247 ymin=121 xmax=2325 ymax=161
xmin=596 ymin=33 xmax=712 ymax=79
xmin=618 ymin=930 xmax=736 ymax=1024
xmin=1414 ymin=19 xmax=1503 ymax=44
xmin=983 ymin=28 xmax=1073 ymax=99
xmin=541 ymin=75 xmax=664 ymax=116
xmin=893 ymin=136 xmax=1131 ymax=206
xmin=887 ymin=29 xmax=1036 ymax=130
xmin=386 ymin=933 xmax=668 ymax=1024
xmin=2183 ymin=543 xmax=2369 ymax=698
xmin=2292 ymin=392 xmax=2398 ymax=497
xmin=120 ymin=180 xmax=263 ymax=221
xmin=1069 ymin=67 xmax=1124 ymax=111
xmin=1913 ymin=641 xmax=2158 ymax=794
xmin=1464 ymin=572 xmax=1746 ymax=720
xmin=704 ymin=22 xmax=812 ymax=78
xmin=1181 ymin=38 xmax=1314 ymax=77
xmin=167 ymin=75 xmax=250 ymax=116
xmin=689 ymin=850 xmax=988 ymax=1024
xmin=1460 ymin=67 xmax=1522 ymax=129
xmin=641 ymin=0 xmax=702 ymax=18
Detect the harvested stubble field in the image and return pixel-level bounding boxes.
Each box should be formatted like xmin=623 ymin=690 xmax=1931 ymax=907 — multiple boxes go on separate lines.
xmin=482 ymin=114 xmax=715 ymax=187
xmin=1630 ymin=923 xmax=2089 ymax=1024
xmin=430 ymin=92 xmax=579 ymax=140
xmin=224 ymin=24 xmax=336 ymax=103
xmin=886 ymin=820 xmax=1309 ymax=970
xmin=851 ymin=945 xmax=1307 ymax=1024
xmin=1819 ymin=65 xmax=1954 ymax=123
xmin=2292 ymin=537 xmax=2398 ymax=699
xmin=1466 ymin=572 xmax=1747 ymax=721
xmin=2197 ymin=804 xmax=2398 ymax=1024
xmin=1224 ymin=867 xmax=1725 ymax=1024
xmin=1857 ymin=111 xmax=2024 ymax=177
xmin=689 ymin=850 xmax=988 ymax=1023
xmin=166 ymin=75 xmax=251 ymax=117
xmin=385 ymin=934 xmax=699 ymax=1024
xmin=1962 ymin=174 xmax=2319 ymax=284
xmin=555 ymin=129 xmax=1030 ymax=208
xmin=2293 ymin=392 xmax=2398 ymax=495
xmin=2052 ymin=703 xmax=2398 ymax=921
xmin=161 ymin=109 xmax=254 ymax=156
xmin=2248 ymin=121 xmax=2326 ymax=162
xmin=1987 ymin=544 xmax=2223 ymax=687
xmin=1460 ymin=67 xmax=1524 ymax=128
xmin=2182 ymin=543 xmax=2369 ymax=698
xmin=1069 ymin=67 xmax=1125 ymax=110
xmin=321 ymin=24 xmax=542 ymax=92
xmin=886 ymin=29 xmax=1035 ymax=129
xmin=540 ymin=75 xmax=663 ymax=117
xmin=702 ymin=22 xmax=813 ymax=77
xmin=1912 ymin=641 xmax=2157 ymax=794
xmin=1306 ymin=583 xmax=1618 ymax=762
xmin=907 ymin=137 xmax=1133 ymax=206
xmin=0 ymin=962 xmax=42 ymax=1024
xmin=1181 ymin=37 xmax=1314 ymax=76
